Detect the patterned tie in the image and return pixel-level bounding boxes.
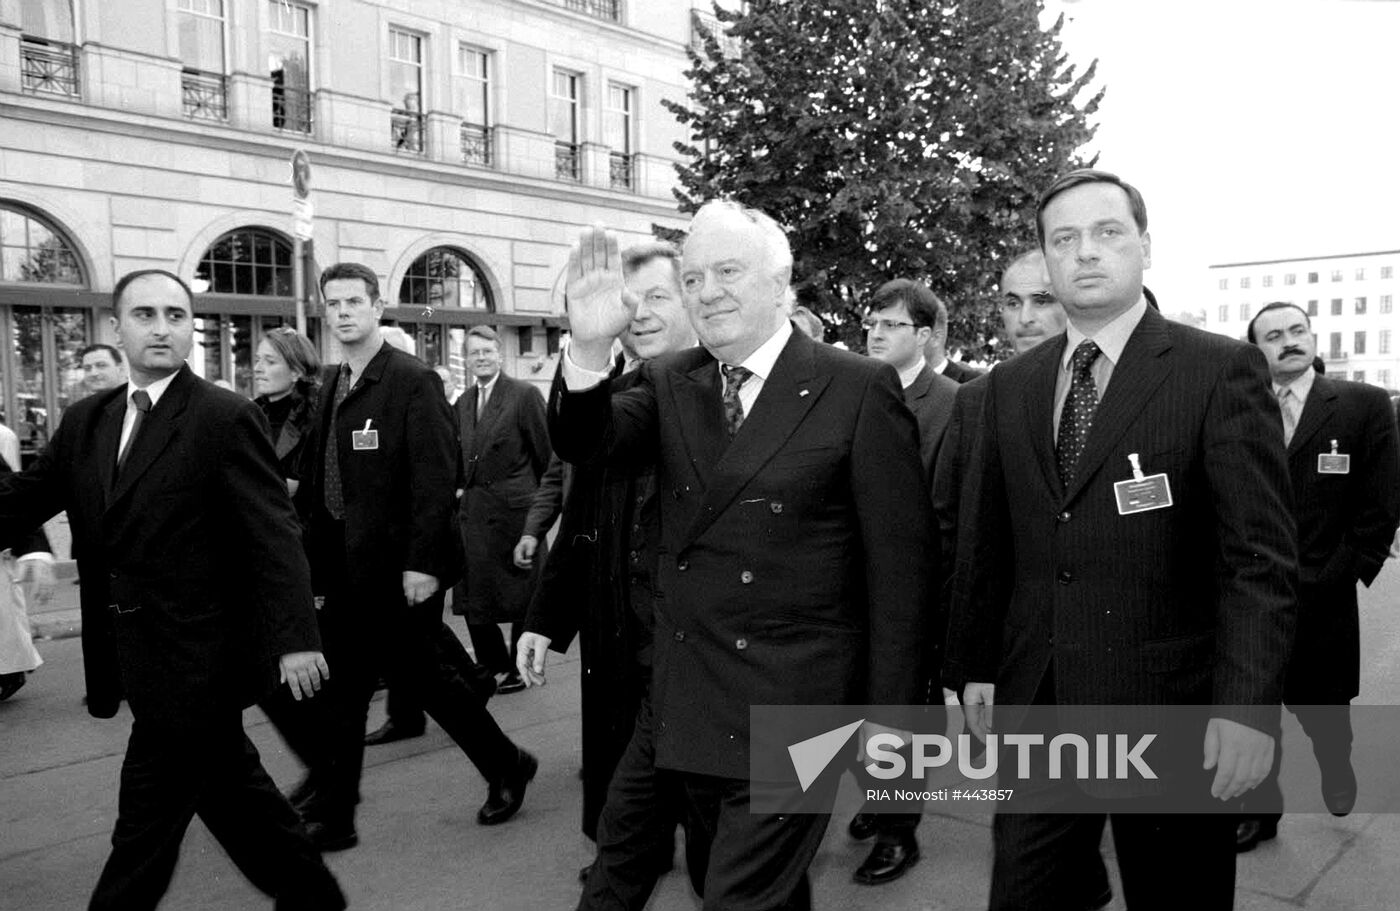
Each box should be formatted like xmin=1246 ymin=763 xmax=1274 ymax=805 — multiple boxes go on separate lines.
xmin=323 ymin=364 xmax=353 ymax=520
xmin=1055 ymin=340 xmax=1102 ymax=490
xmin=116 ymin=389 xmax=152 ymax=476
xmin=1278 ymin=387 xmax=1297 ymax=446
xmin=721 ymin=365 xmax=753 ymax=439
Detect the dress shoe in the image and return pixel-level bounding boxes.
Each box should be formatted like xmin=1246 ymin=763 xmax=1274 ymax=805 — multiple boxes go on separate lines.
xmin=364 ymin=718 xmax=426 ymax=746
xmin=478 ymin=748 xmax=538 ymax=825
xmin=847 ymin=811 xmax=879 ymax=841
xmin=0 ymin=672 xmax=25 ymax=701
xmin=497 ymin=670 xmax=527 ymax=695
xmin=852 ymin=835 xmax=920 ymax=885
xmin=1234 ymin=817 xmax=1278 ymax=853
xmin=304 ymin=817 xmax=359 ymax=852
xmin=1321 ymin=761 xmax=1358 ymax=817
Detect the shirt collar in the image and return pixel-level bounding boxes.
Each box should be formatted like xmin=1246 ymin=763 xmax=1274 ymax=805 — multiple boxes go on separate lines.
xmin=729 ymin=319 xmax=793 ymax=381
xmin=898 ymin=356 xmax=928 ymax=390
xmin=1063 ymin=295 xmax=1148 ymax=372
xmin=129 ymin=369 xmax=180 ymax=410
xmin=930 ymin=356 xmax=950 ymax=376
xmin=1274 ymin=365 xmax=1317 ymax=403
xmin=476 ymin=371 xmax=500 ymax=398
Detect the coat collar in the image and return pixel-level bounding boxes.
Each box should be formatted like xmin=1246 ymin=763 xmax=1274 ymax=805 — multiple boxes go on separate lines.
xmin=905 ymin=363 xmax=936 ymax=402
xmin=1288 ymin=372 xmax=1340 ymax=456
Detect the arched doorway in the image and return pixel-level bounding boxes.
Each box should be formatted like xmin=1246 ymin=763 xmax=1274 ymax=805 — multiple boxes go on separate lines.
xmin=393 ymin=246 xmax=498 ymax=390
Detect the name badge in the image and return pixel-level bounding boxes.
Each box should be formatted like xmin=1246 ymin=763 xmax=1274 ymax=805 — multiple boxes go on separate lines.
xmin=351 ymin=419 xmax=379 ymax=451
xmin=1317 ymin=439 xmax=1350 ymax=475
xmin=1113 ymin=453 xmax=1173 ymax=516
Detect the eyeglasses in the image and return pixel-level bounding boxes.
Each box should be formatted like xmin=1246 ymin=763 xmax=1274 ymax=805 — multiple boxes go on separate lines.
xmin=861 ymin=318 xmax=917 ymax=333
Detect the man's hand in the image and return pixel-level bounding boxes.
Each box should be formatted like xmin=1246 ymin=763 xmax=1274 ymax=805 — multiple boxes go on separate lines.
xmin=15 ymin=558 xmax=54 ymax=606
xmin=513 ymin=535 xmax=539 ymax=569
xmin=402 ymin=570 xmax=439 ymax=606
xmin=962 ymin=682 xmax=996 ymax=742
xmin=565 ymin=225 xmax=636 ymax=370
xmin=516 ymin=632 xmax=552 ymax=687
xmin=280 ymin=651 xmax=329 ymax=701
xmin=1203 ymin=717 xmax=1274 ymax=801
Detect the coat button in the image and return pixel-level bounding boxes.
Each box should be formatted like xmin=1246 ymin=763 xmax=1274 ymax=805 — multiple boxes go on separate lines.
xmin=629 ymin=550 xmax=639 ymax=563
xmin=735 ymin=638 xmax=748 ymax=650
xmin=1057 ymin=511 xmax=1071 ymax=523
xmin=636 ymin=495 xmax=646 ymax=506
xmin=740 ymin=570 xmax=754 ymax=584
xmin=678 ymin=559 xmax=689 ymax=571
xmin=769 ymin=500 xmax=784 ymax=514
xmin=1057 ymin=569 xmax=1073 ymax=584
xmin=674 ymin=631 xmax=686 ymax=642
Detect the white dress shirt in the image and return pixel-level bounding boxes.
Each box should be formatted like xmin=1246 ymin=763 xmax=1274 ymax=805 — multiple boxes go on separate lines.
xmin=474 ymin=371 xmax=500 ymax=417
xmin=119 ymin=371 xmax=179 ymax=456
xmin=1053 ymin=295 xmax=1148 ymax=443
xmin=1272 ymin=364 xmax=1316 ymax=444
xmin=898 ymin=356 xmax=929 ymax=390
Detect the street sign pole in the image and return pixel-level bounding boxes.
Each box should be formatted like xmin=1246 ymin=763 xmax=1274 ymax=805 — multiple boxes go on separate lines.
xmin=290 ymin=149 xmax=313 ymax=334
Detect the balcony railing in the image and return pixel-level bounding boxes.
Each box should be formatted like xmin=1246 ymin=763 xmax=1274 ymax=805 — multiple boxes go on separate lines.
xmin=273 ymin=84 xmax=313 ymax=134
xmin=555 ymin=141 xmax=580 ymax=181
xmin=181 ymin=70 xmax=228 ymax=121
xmin=20 ymin=38 xmax=80 ymax=98
xmin=609 ymin=152 xmax=634 ymax=191
xmin=461 ymin=123 xmax=493 ymax=166
xmin=392 ymin=109 xmax=425 ymax=153
xmin=562 ymin=0 xmax=620 ymax=22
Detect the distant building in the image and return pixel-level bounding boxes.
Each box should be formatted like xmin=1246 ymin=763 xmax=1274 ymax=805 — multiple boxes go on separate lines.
xmin=0 ymin=0 xmax=712 ymax=463
xmin=1206 ymin=251 xmax=1400 ymax=391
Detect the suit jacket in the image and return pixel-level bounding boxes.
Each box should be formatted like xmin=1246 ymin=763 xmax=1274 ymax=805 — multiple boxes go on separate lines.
xmin=930 ymin=374 xmax=988 ymax=656
xmin=946 ymin=307 xmax=1298 ymax=737
xmin=905 ymin=364 xmax=959 ymax=482
xmin=0 ymin=366 xmax=320 ymax=721
xmin=550 ymin=330 xmax=934 ymax=779
xmin=296 ymin=344 xmax=459 ymax=597
xmin=940 ymin=359 xmax=984 ymax=384
xmin=456 ymin=372 xmax=552 ymax=623
xmin=1282 ymin=375 xmax=1400 ymax=699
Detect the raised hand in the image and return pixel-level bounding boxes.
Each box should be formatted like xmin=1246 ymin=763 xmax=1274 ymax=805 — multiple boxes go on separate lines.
xmin=565 ymin=225 xmax=635 ymax=369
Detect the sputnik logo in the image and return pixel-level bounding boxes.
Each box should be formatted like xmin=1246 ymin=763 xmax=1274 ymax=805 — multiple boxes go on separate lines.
xmin=787 ymin=719 xmax=864 ymax=792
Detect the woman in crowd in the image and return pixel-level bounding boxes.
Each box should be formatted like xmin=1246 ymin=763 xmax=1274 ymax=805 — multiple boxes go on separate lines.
xmin=253 ymin=327 xmax=321 ymax=495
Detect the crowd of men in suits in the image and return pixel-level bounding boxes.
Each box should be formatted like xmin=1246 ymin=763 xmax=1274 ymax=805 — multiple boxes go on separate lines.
xmin=1 ymin=166 xmax=1397 ymax=910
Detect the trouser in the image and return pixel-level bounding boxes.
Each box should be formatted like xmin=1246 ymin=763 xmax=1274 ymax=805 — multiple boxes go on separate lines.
xmin=467 ymin=620 xmax=524 ymax=675
xmin=580 ymin=697 xmax=827 ymax=911
xmin=1241 ymin=700 xmax=1354 ymax=822
xmin=89 ymin=714 xmax=344 ymax=911
xmin=381 ymin=617 xmax=498 ymax=731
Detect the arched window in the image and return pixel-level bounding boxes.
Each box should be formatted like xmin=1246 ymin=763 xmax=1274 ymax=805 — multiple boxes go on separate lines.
xmin=194 ymin=227 xmax=294 ymax=296
xmin=0 ymin=201 xmax=85 ymax=285
xmin=399 ymin=247 xmax=493 ymax=310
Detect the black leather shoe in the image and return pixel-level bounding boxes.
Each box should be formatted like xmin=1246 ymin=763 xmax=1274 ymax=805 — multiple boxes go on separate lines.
xmin=478 ymin=748 xmax=538 ymax=825
xmin=847 ymin=811 xmax=879 ymax=841
xmin=304 ymin=817 xmax=359 ymax=852
xmin=852 ymin=835 xmax=920 ymax=885
xmin=1322 ymin=762 xmax=1358 ymax=817
xmin=0 ymin=672 xmax=25 ymax=701
xmin=497 ymin=671 xmax=527 ymax=695
xmin=1235 ymin=818 xmax=1278 ymax=853
xmin=364 ymin=718 xmax=426 ymax=746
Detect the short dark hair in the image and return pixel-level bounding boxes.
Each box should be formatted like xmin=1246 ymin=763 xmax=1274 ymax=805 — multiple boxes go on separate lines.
xmin=622 ymin=241 xmax=681 ymax=277
xmin=868 ymin=278 xmax=946 ymax=332
xmin=112 ymin=269 xmax=194 ymax=315
xmin=78 ymin=343 xmax=122 ymax=365
xmin=319 ymin=262 xmax=380 ymax=301
xmin=1036 ymin=169 xmax=1149 ymax=248
xmin=1246 ymin=301 xmax=1311 ymax=344
xmin=467 ymin=325 xmax=499 ymax=345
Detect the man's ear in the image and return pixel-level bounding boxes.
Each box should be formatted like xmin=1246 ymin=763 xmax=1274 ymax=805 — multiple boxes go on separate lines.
xmin=1141 ymin=231 xmax=1152 ymax=270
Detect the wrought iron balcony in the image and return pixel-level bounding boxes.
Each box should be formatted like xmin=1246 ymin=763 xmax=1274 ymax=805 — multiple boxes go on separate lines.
xmin=555 ymin=141 xmax=581 ymax=181
xmin=609 ymin=152 xmax=634 ymax=191
xmin=392 ymin=109 xmax=425 ymax=153
xmin=273 ymin=85 xmax=313 ymax=134
xmin=182 ymin=70 xmax=228 ymax=121
xmin=461 ymin=123 xmax=493 ymax=166
xmin=20 ymin=38 xmax=80 ymax=98
xmin=562 ymin=0 xmax=620 ymax=22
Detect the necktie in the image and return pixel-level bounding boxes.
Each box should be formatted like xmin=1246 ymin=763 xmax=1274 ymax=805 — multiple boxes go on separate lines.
xmin=1279 ymin=387 xmax=1297 ymax=446
xmin=1055 ymin=340 xmax=1101 ymax=490
xmin=721 ymin=365 xmax=753 ymax=439
xmin=476 ymin=383 xmax=489 ymax=419
xmin=116 ymin=389 xmax=152 ymax=476
xmin=323 ymin=364 xmax=353 ymax=520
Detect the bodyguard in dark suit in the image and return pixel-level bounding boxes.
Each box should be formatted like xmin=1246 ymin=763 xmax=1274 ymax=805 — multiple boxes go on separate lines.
xmin=0 ymin=270 xmax=344 ymax=910
xmin=1236 ymin=302 xmax=1400 ymax=849
xmin=286 ymin=263 xmax=536 ymax=848
xmin=554 ymin=205 xmax=933 ymax=911
xmin=945 ymin=172 xmax=1298 ymax=910
xmin=456 ymin=326 xmax=552 ymax=694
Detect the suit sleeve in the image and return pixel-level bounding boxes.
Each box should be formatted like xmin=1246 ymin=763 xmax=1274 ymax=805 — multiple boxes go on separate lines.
xmin=0 ymin=419 xmax=69 ymax=537
xmin=222 ymin=402 xmax=321 ymax=657
xmin=1203 ymin=344 xmax=1298 ymax=729
xmin=406 ymin=368 xmax=461 ymax=580
xmin=850 ymin=363 xmax=935 ymax=704
xmin=548 ymin=361 xmax=658 ymax=470
xmin=1328 ymin=389 xmax=1400 ymax=587
xmin=930 ymin=389 xmax=970 ymax=601
xmin=523 ymin=454 xmax=566 ymax=540
xmin=520 ymin=384 xmax=552 ymax=483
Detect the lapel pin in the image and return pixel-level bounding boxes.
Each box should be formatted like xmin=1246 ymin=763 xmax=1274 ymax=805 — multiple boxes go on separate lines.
xmin=799 ymin=389 xmax=809 ymax=397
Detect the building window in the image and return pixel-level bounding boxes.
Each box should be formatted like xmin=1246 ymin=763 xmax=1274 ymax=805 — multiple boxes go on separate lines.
xmin=561 ymin=0 xmax=620 ymax=22
xmin=1217 ymin=304 xmax=1228 ymax=323
xmin=194 ymin=228 xmax=294 ymax=296
xmin=516 ymin=326 xmax=535 ymax=355
xmin=606 ymin=83 xmax=635 ymax=190
xmin=1354 ymin=331 xmax=1366 ymax=355
xmin=1284 ymin=273 xmax=1296 ymax=286
xmin=458 ymin=46 xmax=493 ymax=166
xmin=178 ymin=0 xmax=228 ymax=120
xmin=1331 ymin=269 xmax=1343 ymax=282
xmin=1382 ymin=295 xmax=1393 ymax=314
xmin=1329 ymin=332 xmax=1342 ymax=359
xmin=1378 ymin=369 xmax=1391 ymax=388
xmin=1382 ymin=266 xmax=1394 ymax=280
xmin=1353 ymin=370 xmax=1366 ymax=383
xmin=269 ymin=1 xmax=313 ymax=133
xmin=1380 ymin=330 xmax=1391 ymax=355
xmin=1306 ymin=300 xmax=1318 ymax=316
xmin=1239 ymin=277 xmax=1251 ymax=290
xmin=19 ymin=0 xmax=80 ymax=98
xmin=1262 ymin=275 xmax=1273 ymax=288
xmin=1236 ymin=302 xmax=1248 ymax=320
xmin=1355 ymin=296 xmax=1367 ymax=314
xmin=1218 ymin=277 xmax=1228 ymax=291
xmin=389 ymin=29 xmax=425 ymax=153
xmin=551 ymin=70 xmax=581 ymax=181
xmin=1331 ymin=298 xmax=1343 ymax=316
xmin=546 ymin=326 xmax=562 ymax=355
xmin=0 ymin=202 xmax=85 ymax=285
xmin=1355 ymin=268 xmax=1366 ymax=281
xmin=1308 ymin=272 xmax=1318 ymax=283
xmin=399 ymin=248 xmax=494 ymax=310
